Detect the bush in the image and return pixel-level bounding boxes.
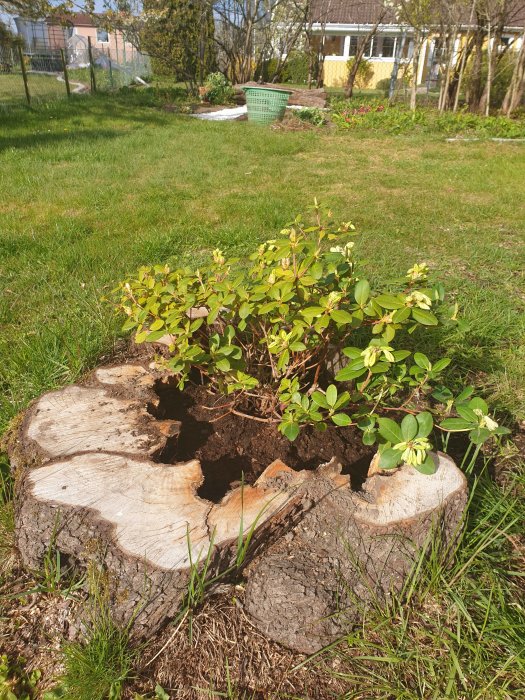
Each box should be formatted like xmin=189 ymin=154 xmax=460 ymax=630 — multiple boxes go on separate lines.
xmin=201 ymin=72 xmax=235 ymax=105
xmin=464 ymin=49 xmax=516 ymax=108
xmin=330 ymin=97 xmax=525 ymax=137
xmin=296 ymin=107 xmax=326 ymax=126
xmin=281 ymin=51 xmax=310 ymax=84
xmin=262 ymin=51 xmax=317 ymax=84
xmin=114 ymin=202 xmax=508 ymax=473
xmin=375 ymin=75 xmax=411 ymax=97
xmin=346 ymin=58 xmax=374 ymax=90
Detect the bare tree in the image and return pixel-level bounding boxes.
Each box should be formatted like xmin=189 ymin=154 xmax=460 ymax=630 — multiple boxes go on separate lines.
xmin=388 ymin=0 xmax=437 ymax=111
xmin=502 ymin=24 xmax=525 ymax=114
xmin=345 ymin=5 xmax=387 ymax=98
xmin=478 ymin=0 xmax=510 ymax=114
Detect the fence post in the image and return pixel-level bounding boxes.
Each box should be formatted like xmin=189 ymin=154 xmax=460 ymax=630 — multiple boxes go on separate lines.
xmin=88 ymin=36 xmax=97 ymax=93
xmin=60 ymin=48 xmax=71 ymax=97
xmin=107 ymin=48 xmax=114 ymax=88
xmin=18 ymin=44 xmax=31 ymax=106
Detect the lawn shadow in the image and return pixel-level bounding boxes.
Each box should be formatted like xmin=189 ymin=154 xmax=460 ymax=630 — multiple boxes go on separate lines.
xmin=0 ymin=92 xmax=177 ymax=152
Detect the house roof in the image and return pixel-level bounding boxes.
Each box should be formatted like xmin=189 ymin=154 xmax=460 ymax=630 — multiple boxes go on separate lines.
xmin=311 ymin=0 xmax=525 ymax=28
xmin=311 ymin=0 xmax=396 ymax=26
xmin=47 ymin=13 xmax=101 ymax=28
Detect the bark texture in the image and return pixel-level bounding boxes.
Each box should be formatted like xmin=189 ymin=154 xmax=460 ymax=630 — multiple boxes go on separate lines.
xmin=9 ymin=363 xmax=468 ymax=652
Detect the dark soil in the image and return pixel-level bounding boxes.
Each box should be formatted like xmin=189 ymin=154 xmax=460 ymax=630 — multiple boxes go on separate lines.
xmin=152 ymin=381 xmax=374 ymax=503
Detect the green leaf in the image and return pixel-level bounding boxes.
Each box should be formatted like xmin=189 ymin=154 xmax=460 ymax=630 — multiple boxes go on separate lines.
xmin=412 ymin=308 xmax=438 ymax=326
xmin=301 ymin=306 xmax=325 ymax=320
xmin=362 ymin=429 xmax=377 ymax=445
xmin=239 ymin=302 xmax=252 ymax=319
xmin=455 ymin=387 xmax=475 ymax=404
xmin=281 ymin=421 xmax=300 ymax=441
xmin=334 ymin=391 xmax=351 ymax=409
xmin=155 ymin=686 xmax=170 ymax=700
xmin=375 ymin=294 xmax=405 ymax=309
xmin=149 ymin=318 xmax=164 ymax=331
xmin=413 ymin=352 xmax=431 ymax=370
xmin=432 ymin=387 xmax=454 ymax=403
xmin=354 ymin=279 xmax=370 ymax=306
xmin=342 ymin=347 xmax=361 ymax=359
xmin=379 ymin=448 xmax=403 ymax=469
xmin=377 ymin=417 xmax=403 ymax=444
xmin=258 ymin=301 xmax=278 ymax=315
xmin=469 ymin=427 xmax=492 ymax=445
xmin=432 ymin=358 xmax=451 ymax=373
xmin=330 ymin=309 xmax=354 ymax=324
xmin=135 ymin=330 xmax=149 ymax=343
xmin=392 ymin=306 xmax=411 ymax=323
xmin=326 ymin=384 xmax=337 ymax=407
xmin=416 ymin=412 xmax=433 ymax=438
xmin=457 ymin=405 xmax=478 ymax=423
xmin=290 ymin=341 xmax=307 ymax=352
xmin=414 ymin=452 xmax=437 ymax=475
xmin=401 ymin=414 xmax=418 ymax=441
xmin=215 ymin=357 xmax=230 ymax=372
xmin=311 ymin=391 xmax=329 ymax=409
xmin=440 ymin=417 xmax=473 ymax=431
xmin=392 ymin=350 xmax=411 ymax=362
xmin=468 ymin=397 xmax=489 ymax=414
xmin=335 ymin=365 xmax=367 ymax=382
xmin=332 ymin=413 xmax=351 ymax=426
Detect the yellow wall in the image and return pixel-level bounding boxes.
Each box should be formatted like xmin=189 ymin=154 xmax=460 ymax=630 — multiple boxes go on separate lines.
xmin=323 ymin=59 xmax=395 ymax=88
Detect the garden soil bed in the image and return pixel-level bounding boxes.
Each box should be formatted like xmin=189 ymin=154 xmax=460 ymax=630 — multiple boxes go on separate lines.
xmin=153 ymin=381 xmax=375 ymax=502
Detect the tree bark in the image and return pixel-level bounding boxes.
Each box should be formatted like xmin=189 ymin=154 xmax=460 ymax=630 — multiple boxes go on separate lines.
xmin=410 ymin=31 xmax=422 ymax=112
xmin=502 ymin=28 xmax=525 ymax=115
xmin=9 ymin=363 xmax=468 ymax=652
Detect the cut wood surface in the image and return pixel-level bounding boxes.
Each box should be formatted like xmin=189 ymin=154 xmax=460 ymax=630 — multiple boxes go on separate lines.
xmin=10 ymin=363 xmax=468 ymax=652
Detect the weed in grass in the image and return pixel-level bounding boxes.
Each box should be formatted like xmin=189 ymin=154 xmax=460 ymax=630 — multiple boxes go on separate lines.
xmin=60 ymin=608 xmax=135 ymax=700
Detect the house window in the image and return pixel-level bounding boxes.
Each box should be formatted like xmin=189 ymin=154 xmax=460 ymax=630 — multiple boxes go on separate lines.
xmin=348 ymin=36 xmax=373 ymax=58
xmin=381 ymin=36 xmax=396 ymax=58
xmin=348 ymin=36 xmax=396 ymax=59
xmin=324 ymin=35 xmax=344 ymax=56
xmin=96 ymin=28 xmax=109 ymax=43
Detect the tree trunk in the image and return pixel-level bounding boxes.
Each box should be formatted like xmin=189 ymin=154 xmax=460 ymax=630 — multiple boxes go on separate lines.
xmin=468 ymin=16 xmax=486 ymax=112
xmin=502 ymin=28 xmax=525 ymax=115
xmin=453 ymin=0 xmax=477 ymax=111
xmin=389 ymin=32 xmax=406 ymax=103
xmin=8 ymin=363 xmax=468 ymax=653
xmin=345 ymin=14 xmax=385 ymax=99
xmin=410 ymin=32 xmax=422 ymax=112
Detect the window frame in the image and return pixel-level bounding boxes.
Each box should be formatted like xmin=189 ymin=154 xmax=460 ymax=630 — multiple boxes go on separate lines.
xmin=96 ymin=28 xmax=110 ymax=44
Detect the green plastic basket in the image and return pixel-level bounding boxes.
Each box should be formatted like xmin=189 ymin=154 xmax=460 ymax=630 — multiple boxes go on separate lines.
xmin=243 ymin=86 xmax=292 ymax=125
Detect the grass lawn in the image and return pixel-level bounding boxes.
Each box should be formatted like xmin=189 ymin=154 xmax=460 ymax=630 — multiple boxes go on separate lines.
xmin=0 ymin=72 xmax=69 ymax=110
xmin=1 ymin=93 xmax=524 ymax=434
xmin=0 ymin=92 xmax=524 ymax=698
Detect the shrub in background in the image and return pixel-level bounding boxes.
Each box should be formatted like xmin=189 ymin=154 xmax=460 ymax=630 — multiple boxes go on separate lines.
xmin=296 ymin=107 xmax=326 ymax=126
xmin=201 ymin=72 xmax=235 ymax=105
xmin=346 ymin=58 xmax=374 ymax=90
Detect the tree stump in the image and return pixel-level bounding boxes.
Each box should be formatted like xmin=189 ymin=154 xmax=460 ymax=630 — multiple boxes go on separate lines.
xmin=8 ymin=363 xmax=468 ymax=653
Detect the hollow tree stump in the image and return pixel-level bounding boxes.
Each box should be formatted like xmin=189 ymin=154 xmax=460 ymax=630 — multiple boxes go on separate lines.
xmin=8 ymin=363 xmax=468 ymax=653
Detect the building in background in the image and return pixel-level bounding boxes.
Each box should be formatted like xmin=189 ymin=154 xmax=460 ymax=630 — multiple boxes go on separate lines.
xmin=310 ymin=0 xmax=525 ymax=89
xmin=14 ymin=13 xmax=139 ymax=67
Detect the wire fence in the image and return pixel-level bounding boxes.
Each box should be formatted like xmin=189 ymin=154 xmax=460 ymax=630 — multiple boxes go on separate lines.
xmin=0 ymin=42 xmax=151 ymax=112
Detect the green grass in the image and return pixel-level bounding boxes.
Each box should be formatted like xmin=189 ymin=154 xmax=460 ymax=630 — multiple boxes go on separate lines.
xmin=0 ymin=90 xmax=524 ymax=698
xmin=0 ymin=91 xmax=524 ymax=435
xmin=61 ymin=613 xmax=135 ymax=699
xmin=0 ymin=72 xmax=69 ymax=110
